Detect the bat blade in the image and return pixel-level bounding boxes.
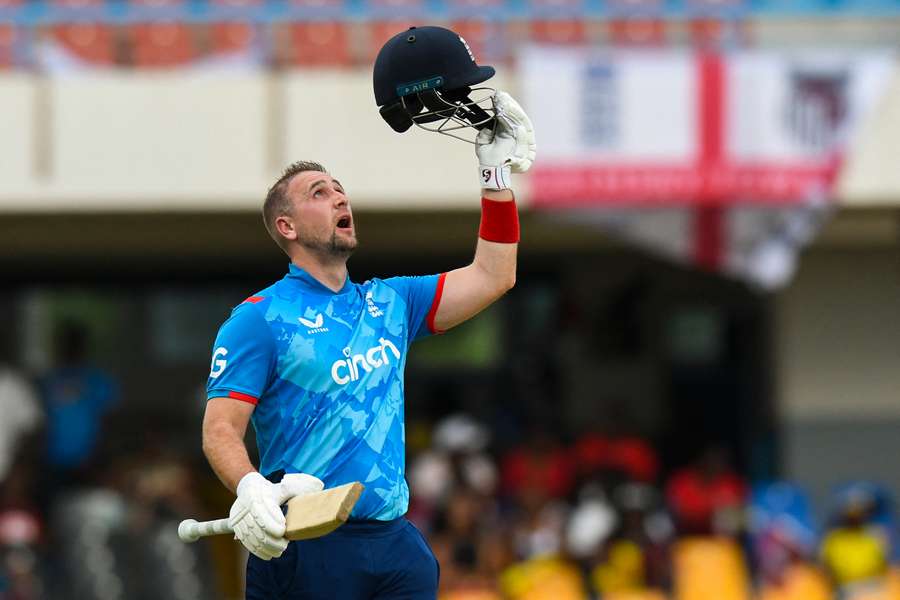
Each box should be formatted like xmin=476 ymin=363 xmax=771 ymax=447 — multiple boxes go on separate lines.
xmin=284 ymin=482 xmax=364 ymax=540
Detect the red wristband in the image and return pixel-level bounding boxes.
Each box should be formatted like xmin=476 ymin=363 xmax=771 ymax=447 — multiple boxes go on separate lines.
xmin=478 ymin=197 xmax=520 ymax=243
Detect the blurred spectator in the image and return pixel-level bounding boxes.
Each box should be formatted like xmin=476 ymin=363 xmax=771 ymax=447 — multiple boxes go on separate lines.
xmin=0 ymin=330 xmax=44 ymax=599
xmin=822 ymin=483 xmax=891 ymax=593
xmin=833 ymin=482 xmax=899 ymax=561
xmin=750 ymin=484 xmax=831 ymax=600
xmin=590 ymin=483 xmax=673 ymax=595
xmin=593 ymin=537 xmax=646 ymax=594
xmin=433 ymin=487 xmax=487 ymax=575
xmin=38 ymin=321 xmax=118 ymax=495
xmin=757 ymin=562 xmax=831 ymax=600
xmin=409 ymin=413 xmax=497 ymax=525
xmin=565 ymin=483 xmax=618 ymax=561
xmin=499 ymin=554 xmax=589 ymax=600
xmin=748 ymin=482 xmax=819 ymax=584
xmin=45 ymin=437 xmax=216 ymax=600
xmin=501 ymin=426 xmax=574 ymax=502
xmin=0 ymin=349 xmax=41 ymax=487
xmin=478 ymin=529 xmax=516 ymax=585
xmin=430 ymin=487 xmax=503 ymax=598
xmin=665 ymin=446 xmax=747 ymax=536
xmin=672 ymin=537 xmax=750 ymax=600
xmin=500 ymin=427 xmax=575 ymax=561
xmin=572 ymin=433 xmax=659 ymax=487
xmin=0 ymin=462 xmax=44 ymax=600
xmin=510 ymin=493 xmax=570 ymax=562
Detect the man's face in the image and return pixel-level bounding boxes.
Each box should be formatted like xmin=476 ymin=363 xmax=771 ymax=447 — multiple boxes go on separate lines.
xmin=283 ymin=170 xmax=357 ymax=258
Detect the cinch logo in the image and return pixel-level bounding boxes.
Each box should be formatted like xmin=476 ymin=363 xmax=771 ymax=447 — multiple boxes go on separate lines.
xmin=210 ymin=347 xmax=228 ymax=378
xmin=331 ymin=338 xmax=401 ymax=385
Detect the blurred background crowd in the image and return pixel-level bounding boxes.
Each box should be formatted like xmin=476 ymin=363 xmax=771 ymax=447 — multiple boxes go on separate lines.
xmin=1 ymin=304 xmax=900 ymax=600
xmin=2 ymin=0 xmax=900 ymax=598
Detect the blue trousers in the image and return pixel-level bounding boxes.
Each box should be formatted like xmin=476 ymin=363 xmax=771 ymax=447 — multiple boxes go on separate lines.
xmin=245 ymin=518 xmax=440 ymax=600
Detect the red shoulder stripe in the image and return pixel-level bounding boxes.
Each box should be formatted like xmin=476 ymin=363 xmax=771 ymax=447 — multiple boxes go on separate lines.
xmin=242 ymin=295 xmax=265 ymax=304
xmin=426 ymin=273 xmax=447 ymax=335
xmin=228 ymin=390 xmax=258 ymax=405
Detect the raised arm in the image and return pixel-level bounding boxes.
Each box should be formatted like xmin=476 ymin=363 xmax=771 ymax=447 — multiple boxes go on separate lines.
xmin=432 ymin=92 xmax=535 ymax=332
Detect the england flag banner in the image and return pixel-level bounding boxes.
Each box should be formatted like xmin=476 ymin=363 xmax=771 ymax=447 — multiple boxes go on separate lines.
xmin=521 ymin=47 xmax=894 ymax=289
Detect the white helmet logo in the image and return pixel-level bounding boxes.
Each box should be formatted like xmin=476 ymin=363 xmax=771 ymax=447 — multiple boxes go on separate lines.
xmin=459 ymin=36 xmax=475 ymax=62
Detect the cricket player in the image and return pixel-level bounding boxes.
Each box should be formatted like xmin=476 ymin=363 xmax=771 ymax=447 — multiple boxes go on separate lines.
xmin=202 ymin=85 xmax=533 ymax=599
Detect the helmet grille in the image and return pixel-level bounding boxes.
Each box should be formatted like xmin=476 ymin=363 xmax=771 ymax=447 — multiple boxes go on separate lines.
xmin=399 ymin=87 xmax=497 ymax=144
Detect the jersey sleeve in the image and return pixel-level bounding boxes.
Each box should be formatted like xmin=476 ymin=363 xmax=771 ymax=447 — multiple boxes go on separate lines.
xmin=382 ymin=273 xmax=445 ymax=341
xmin=206 ymin=303 xmax=277 ymax=405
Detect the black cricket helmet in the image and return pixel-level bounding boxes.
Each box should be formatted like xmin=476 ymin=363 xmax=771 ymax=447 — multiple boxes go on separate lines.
xmin=373 ymin=26 xmax=497 ymax=143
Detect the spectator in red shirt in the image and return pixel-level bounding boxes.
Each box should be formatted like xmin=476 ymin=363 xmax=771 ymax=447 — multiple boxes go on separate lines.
xmin=572 ymin=433 xmax=659 ymax=486
xmin=501 ymin=428 xmax=574 ymax=501
xmin=665 ymin=446 xmax=747 ymax=536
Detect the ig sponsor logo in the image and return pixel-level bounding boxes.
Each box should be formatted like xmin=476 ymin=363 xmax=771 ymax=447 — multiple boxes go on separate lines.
xmin=210 ymin=347 xmax=228 ymax=378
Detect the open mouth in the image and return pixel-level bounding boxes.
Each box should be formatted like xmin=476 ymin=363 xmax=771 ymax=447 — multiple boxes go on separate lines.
xmin=336 ymin=216 xmax=352 ymax=230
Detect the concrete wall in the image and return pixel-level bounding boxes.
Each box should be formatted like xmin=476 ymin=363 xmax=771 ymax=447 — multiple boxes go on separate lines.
xmin=0 ymin=70 xmax=513 ymax=212
xmin=776 ymin=246 xmax=900 ymax=420
xmin=839 ymin=65 xmax=900 ymax=207
xmin=776 ymin=244 xmax=900 ymax=510
xmin=2 ymin=63 xmax=900 ymax=211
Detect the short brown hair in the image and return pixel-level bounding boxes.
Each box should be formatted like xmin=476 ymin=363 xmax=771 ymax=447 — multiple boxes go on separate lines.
xmin=263 ymin=160 xmax=328 ymax=252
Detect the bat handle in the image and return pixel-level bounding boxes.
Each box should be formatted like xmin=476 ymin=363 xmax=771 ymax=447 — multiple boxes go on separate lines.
xmin=178 ymin=518 xmax=233 ymax=543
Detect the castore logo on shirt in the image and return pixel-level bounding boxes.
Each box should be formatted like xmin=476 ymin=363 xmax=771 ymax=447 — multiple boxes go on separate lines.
xmin=299 ymin=313 xmax=329 ymax=334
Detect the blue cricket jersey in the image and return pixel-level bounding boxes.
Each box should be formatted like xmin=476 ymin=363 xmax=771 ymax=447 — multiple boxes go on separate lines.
xmin=206 ymin=264 xmax=444 ymax=520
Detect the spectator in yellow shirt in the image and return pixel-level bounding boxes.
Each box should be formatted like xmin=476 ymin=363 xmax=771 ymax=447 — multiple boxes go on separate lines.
xmin=822 ymin=491 xmax=889 ymax=588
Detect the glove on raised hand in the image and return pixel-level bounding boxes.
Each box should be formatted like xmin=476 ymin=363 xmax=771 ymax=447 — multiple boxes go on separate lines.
xmin=475 ymin=91 xmax=537 ymax=191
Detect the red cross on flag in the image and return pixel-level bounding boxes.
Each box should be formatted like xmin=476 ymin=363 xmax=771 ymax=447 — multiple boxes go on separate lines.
xmin=521 ymin=47 xmax=893 ymax=289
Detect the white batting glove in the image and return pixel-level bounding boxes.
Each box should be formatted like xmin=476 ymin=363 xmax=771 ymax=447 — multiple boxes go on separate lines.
xmin=229 ymin=472 xmax=324 ymax=561
xmin=476 ymin=91 xmax=537 ymax=191
xmin=277 ymin=473 xmax=325 ymax=503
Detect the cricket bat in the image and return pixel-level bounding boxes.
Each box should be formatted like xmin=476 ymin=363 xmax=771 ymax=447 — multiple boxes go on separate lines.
xmin=178 ymin=481 xmax=364 ymax=543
